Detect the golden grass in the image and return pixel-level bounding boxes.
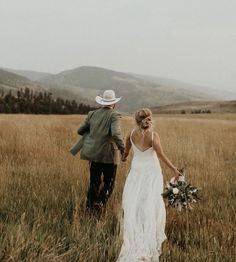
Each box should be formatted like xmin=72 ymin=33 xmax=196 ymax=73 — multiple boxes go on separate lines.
xmin=0 ymin=114 xmax=235 ymax=262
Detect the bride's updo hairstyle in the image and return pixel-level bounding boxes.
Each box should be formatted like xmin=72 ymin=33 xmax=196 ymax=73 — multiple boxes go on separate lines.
xmin=135 ymin=108 xmax=153 ymax=130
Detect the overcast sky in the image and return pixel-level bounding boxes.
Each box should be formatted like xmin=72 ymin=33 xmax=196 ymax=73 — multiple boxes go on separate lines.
xmin=0 ymin=0 xmax=235 ymax=91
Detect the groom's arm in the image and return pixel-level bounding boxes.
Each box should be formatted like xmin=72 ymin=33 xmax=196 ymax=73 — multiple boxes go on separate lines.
xmin=77 ymin=111 xmax=94 ymax=135
xmin=122 ymin=131 xmax=132 ymax=161
xmin=110 ymin=112 xmax=125 ymax=153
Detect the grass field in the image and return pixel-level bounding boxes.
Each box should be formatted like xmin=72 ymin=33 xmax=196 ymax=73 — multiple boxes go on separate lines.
xmin=0 ymin=114 xmax=235 ymax=262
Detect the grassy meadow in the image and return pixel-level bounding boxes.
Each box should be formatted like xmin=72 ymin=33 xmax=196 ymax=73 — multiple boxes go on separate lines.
xmin=0 ymin=113 xmax=235 ymax=262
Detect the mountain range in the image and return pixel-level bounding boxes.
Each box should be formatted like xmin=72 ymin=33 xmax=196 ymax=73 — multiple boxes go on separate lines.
xmin=1 ymin=66 xmax=235 ymax=111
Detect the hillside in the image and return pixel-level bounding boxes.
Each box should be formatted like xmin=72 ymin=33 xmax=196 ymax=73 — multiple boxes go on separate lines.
xmin=0 ymin=69 xmax=94 ymax=106
xmin=134 ymin=75 xmax=236 ymax=101
xmin=39 ymin=66 xmax=218 ymax=111
xmin=3 ymin=68 xmax=52 ymax=81
xmin=152 ymin=100 xmax=236 ymax=114
xmin=0 ymin=69 xmax=44 ymax=93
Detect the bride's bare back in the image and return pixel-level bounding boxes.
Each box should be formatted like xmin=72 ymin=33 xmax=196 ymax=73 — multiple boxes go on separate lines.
xmin=123 ymin=128 xmax=181 ymax=181
xmin=130 ymin=129 xmax=153 ymax=152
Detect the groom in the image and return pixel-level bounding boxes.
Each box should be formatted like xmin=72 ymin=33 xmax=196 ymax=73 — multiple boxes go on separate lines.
xmin=76 ymin=90 xmax=125 ymax=214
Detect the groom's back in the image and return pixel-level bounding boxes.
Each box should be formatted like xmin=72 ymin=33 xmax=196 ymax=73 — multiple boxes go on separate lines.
xmin=89 ymin=107 xmax=114 ymax=137
xmin=79 ymin=107 xmax=123 ymax=164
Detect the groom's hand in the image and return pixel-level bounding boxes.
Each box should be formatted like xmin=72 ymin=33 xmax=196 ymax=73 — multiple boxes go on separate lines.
xmin=121 ymin=155 xmax=127 ymax=162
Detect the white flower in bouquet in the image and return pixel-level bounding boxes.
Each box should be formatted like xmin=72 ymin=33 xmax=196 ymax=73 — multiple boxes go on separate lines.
xmin=178 ymin=175 xmax=185 ymax=182
xmin=172 ymin=188 xmax=179 ymax=194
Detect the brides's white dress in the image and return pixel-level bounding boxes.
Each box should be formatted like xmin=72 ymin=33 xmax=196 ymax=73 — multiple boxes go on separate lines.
xmin=117 ymin=131 xmax=166 ymax=262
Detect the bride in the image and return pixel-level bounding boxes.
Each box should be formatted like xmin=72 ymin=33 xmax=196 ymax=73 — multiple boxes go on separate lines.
xmin=117 ymin=108 xmax=181 ymax=262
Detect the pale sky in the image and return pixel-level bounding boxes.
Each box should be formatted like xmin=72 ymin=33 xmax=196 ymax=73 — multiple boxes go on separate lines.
xmin=0 ymin=0 xmax=236 ymax=92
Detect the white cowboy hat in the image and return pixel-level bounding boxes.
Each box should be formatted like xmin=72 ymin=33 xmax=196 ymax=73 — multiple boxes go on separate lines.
xmin=95 ymin=90 xmax=121 ymax=105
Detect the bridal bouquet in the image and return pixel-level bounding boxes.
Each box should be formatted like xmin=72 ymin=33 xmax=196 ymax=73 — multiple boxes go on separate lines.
xmin=162 ymin=169 xmax=201 ymax=211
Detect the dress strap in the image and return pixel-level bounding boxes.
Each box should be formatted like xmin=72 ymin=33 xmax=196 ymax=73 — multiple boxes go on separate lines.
xmin=130 ymin=129 xmax=135 ymax=144
xmin=151 ymin=132 xmax=154 ymax=147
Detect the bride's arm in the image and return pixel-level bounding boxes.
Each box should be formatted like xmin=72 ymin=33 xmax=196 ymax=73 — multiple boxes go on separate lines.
xmin=153 ymin=132 xmax=181 ymax=178
xmin=121 ymin=131 xmax=132 ymax=162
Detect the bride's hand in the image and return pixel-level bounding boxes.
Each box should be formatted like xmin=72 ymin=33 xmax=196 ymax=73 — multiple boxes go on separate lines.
xmin=121 ymin=152 xmax=128 ymax=162
xmin=121 ymin=156 xmax=127 ymax=162
xmin=173 ymin=168 xmax=182 ymax=182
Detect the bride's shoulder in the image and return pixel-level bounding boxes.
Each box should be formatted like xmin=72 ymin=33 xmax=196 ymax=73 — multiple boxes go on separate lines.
xmin=152 ymin=131 xmax=161 ymax=141
xmin=126 ymin=129 xmax=134 ymax=138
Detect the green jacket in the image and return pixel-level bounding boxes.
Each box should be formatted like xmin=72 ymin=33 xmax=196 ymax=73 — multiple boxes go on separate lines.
xmin=71 ymin=107 xmax=125 ymax=164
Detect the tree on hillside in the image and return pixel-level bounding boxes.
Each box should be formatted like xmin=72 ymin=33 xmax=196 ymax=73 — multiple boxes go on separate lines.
xmin=0 ymin=89 xmax=97 ymax=114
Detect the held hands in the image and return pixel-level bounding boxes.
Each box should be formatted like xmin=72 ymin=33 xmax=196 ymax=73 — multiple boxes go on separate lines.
xmin=121 ymin=151 xmax=128 ymax=162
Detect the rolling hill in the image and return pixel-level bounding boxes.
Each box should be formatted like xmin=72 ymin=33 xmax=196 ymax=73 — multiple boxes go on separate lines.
xmin=39 ymin=66 xmax=223 ymax=111
xmin=0 ymin=69 xmax=45 ymax=93
xmin=0 ymin=68 xmax=93 ymax=106
xmin=3 ymin=68 xmax=52 ymax=81
xmin=1 ymin=66 xmax=235 ymax=111
xmin=133 ymin=75 xmax=236 ymax=101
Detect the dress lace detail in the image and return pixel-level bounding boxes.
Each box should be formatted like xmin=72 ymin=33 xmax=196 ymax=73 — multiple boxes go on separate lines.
xmin=117 ymin=130 xmax=166 ymax=262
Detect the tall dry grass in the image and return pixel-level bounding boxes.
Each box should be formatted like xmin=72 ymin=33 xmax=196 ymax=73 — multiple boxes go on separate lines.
xmin=0 ymin=114 xmax=235 ymax=262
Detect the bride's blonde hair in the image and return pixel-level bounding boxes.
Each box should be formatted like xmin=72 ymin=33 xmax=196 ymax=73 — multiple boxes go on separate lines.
xmin=135 ymin=108 xmax=153 ymax=130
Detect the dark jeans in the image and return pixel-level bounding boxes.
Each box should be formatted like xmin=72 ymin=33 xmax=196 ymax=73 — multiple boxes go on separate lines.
xmin=86 ymin=162 xmax=117 ymax=211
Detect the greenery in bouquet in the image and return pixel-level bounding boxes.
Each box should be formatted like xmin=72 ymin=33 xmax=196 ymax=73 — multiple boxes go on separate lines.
xmin=162 ymin=169 xmax=201 ymax=211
